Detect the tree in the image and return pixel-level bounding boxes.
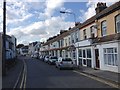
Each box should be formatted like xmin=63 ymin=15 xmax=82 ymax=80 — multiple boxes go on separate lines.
xmin=16 ymin=44 xmax=24 ymax=48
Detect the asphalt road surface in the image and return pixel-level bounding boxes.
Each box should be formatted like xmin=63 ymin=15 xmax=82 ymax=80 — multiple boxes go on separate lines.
xmin=23 ymin=56 xmax=112 ymax=88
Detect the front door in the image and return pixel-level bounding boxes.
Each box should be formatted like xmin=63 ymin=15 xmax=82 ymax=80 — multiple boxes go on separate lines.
xmin=95 ymin=49 xmax=100 ymax=69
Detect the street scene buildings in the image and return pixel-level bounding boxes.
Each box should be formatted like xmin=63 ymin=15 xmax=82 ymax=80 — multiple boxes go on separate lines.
xmin=38 ymin=1 xmax=120 ymax=73
xmin=1 ymin=1 xmax=120 ymax=89
xmin=0 ymin=33 xmax=17 ymax=61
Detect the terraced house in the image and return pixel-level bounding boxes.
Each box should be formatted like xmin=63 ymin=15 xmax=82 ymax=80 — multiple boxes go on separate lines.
xmin=40 ymin=1 xmax=120 ymax=73
xmin=92 ymin=2 xmax=120 ymax=72
xmin=75 ymin=1 xmax=120 ymax=73
xmin=40 ymin=24 xmax=80 ymax=64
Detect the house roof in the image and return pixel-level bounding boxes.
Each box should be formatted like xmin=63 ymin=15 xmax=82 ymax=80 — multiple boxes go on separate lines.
xmin=43 ymin=27 xmax=79 ymax=46
xmin=96 ymin=1 xmax=120 ymax=19
xmin=21 ymin=45 xmax=29 ymax=49
xmin=78 ymin=16 xmax=96 ymax=29
xmin=41 ymin=45 xmax=72 ymax=52
xmin=77 ymin=1 xmax=120 ymax=29
xmin=93 ymin=33 xmax=120 ymax=44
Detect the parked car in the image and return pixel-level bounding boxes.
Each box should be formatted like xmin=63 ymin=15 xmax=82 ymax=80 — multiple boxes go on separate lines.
xmin=31 ymin=54 xmax=34 ymax=58
xmin=31 ymin=51 xmax=39 ymax=59
xmin=39 ymin=55 xmax=45 ymax=61
xmin=55 ymin=57 xmax=74 ymax=70
xmin=48 ymin=56 xmax=58 ymax=65
xmin=44 ymin=55 xmax=49 ymax=63
xmin=31 ymin=54 xmax=37 ymax=58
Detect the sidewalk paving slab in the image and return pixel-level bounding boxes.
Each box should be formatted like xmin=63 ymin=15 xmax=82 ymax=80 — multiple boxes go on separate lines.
xmin=76 ymin=66 xmax=120 ymax=86
xmin=2 ymin=58 xmax=23 ymax=88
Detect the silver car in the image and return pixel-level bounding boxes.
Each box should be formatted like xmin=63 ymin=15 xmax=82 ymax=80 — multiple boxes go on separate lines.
xmin=44 ymin=55 xmax=49 ymax=63
xmin=48 ymin=56 xmax=58 ymax=65
xmin=55 ymin=57 xmax=74 ymax=70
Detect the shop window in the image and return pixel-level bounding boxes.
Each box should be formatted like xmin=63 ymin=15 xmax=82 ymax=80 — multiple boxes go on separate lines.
xmin=87 ymin=59 xmax=92 ymax=67
xmin=83 ymin=59 xmax=87 ymax=65
xmin=79 ymin=58 xmax=82 ymax=65
xmin=87 ymin=49 xmax=91 ymax=58
xmin=83 ymin=50 xmax=86 ymax=58
xmin=78 ymin=49 xmax=82 ymax=57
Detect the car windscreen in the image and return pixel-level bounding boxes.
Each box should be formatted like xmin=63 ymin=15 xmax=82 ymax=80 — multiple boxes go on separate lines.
xmin=62 ymin=58 xmax=72 ymax=61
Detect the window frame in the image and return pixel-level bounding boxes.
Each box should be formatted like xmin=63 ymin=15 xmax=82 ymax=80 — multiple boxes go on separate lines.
xmin=83 ymin=29 xmax=87 ymax=39
xmin=90 ymin=26 xmax=95 ymax=38
xmin=101 ymin=20 xmax=107 ymax=36
xmin=104 ymin=48 xmax=118 ymax=66
xmin=115 ymin=14 xmax=120 ymax=33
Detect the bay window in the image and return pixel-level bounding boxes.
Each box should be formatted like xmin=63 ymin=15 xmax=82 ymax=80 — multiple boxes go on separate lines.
xmin=104 ymin=48 xmax=118 ymax=66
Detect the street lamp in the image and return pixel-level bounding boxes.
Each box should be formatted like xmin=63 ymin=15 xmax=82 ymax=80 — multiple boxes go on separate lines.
xmin=60 ymin=11 xmax=76 ymax=25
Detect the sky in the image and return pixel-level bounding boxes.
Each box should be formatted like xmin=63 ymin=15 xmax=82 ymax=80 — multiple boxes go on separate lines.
xmin=0 ymin=0 xmax=119 ymax=45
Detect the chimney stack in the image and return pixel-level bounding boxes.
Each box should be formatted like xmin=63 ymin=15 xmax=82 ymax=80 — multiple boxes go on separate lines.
xmin=75 ymin=22 xmax=81 ymax=26
xmin=60 ymin=30 xmax=67 ymax=34
xmin=95 ymin=2 xmax=107 ymax=14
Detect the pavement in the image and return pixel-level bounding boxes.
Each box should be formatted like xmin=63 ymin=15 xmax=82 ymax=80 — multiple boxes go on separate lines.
xmin=2 ymin=57 xmax=23 ymax=88
xmin=76 ymin=66 xmax=120 ymax=87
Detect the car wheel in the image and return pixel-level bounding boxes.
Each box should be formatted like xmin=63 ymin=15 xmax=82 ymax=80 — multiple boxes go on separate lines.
xmin=59 ymin=67 xmax=62 ymax=70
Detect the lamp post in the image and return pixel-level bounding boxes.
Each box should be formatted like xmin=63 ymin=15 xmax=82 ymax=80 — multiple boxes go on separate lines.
xmin=60 ymin=11 xmax=76 ymax=25
xmin=2 ymin=0 xmax=6 ymax=76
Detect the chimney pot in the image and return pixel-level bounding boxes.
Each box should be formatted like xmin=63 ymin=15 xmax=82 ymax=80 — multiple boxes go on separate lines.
xmin=95 ymin=2 xmax=107 ymax=14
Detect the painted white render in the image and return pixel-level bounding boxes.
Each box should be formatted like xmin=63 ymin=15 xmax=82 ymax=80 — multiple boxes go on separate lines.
xmin=0 ymin=33 xmax=2 ymax=77
xmin=118 ymin=41 xmax=120 ymax=73
xmin=5 ymin=35 xmax=17 ymax=59
xmin=50 ymin=41 xmax=58 ymax=49
xmin=74 ymin=22 xmax=98 ymax=67
xmin=74 ymin=39 xmax=91 ymax=47
xmin=96 ymin=42 xmax=119 ymax=73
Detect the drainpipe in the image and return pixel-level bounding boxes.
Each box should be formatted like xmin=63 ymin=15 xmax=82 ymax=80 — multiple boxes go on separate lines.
xmin=76 ymin=48 xmax=79 ymax=66
xmin=76 ymin=43 xmax=79 ymax=66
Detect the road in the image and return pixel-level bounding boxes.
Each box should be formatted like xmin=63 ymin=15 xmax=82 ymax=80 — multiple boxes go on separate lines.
xmin=22 ymin=56 xmax=112 ymax=88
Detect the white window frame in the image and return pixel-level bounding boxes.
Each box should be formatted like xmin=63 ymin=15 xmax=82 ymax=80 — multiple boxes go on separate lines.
xmin=104 ymin=48 xmax=118 ymax=66
xmin=115 ymin=14 xmax=120 ymax=33
xmin=90 ymin=26 xmax=95 ymax=38
xmin=78 ymin=48 xmax=92 ymax=67
xmin=101 ymin=20 xmax=107 ymax=36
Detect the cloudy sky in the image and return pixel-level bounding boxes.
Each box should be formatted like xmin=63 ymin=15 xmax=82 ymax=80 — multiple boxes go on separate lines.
xmin=0 ymin=0 xmax=119 ymax=45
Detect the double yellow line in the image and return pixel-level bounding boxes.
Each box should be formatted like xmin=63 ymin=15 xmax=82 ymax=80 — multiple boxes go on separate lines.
xmin=13 ymin=59 xmax=27 ymax=89
xmin=20 ymin=59 xmax=27 ymax=89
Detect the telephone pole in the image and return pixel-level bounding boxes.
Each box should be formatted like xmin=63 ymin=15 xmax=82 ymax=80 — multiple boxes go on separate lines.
xmin=2 ymin=0 xmax=6 ymax=76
